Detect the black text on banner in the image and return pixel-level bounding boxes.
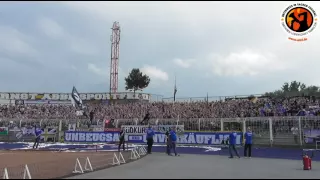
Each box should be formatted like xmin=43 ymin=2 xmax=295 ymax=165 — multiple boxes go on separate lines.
xmin=122 ymin=126 xmax=147 ymax=135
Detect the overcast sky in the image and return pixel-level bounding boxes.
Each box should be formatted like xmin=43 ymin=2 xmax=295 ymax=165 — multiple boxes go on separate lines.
xmin=0 ymin=1 xmax=319 ymax=99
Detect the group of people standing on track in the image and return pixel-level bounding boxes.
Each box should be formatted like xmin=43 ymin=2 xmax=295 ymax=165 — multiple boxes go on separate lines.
xmin=145 ymin=125 xmax=179 ymax=156
xmin=228 ymin=127 xmax=253 ymax=158
xmin=118 ymin=125 xmax=179 ymax=156
xmin=118 ymin=124 xmax=252 ymax=158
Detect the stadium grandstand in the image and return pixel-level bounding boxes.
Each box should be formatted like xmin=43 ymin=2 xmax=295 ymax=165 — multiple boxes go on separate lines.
xmin=1 ymin=91 xmax=320 ymax=136
xmin=0 ymin=92 xmax=319 ymax=120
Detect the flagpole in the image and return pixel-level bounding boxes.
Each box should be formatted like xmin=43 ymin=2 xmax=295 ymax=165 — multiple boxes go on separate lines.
xmin=173 ymin=74 xmax=177 ymax=118
xmin=173 ymin=74 xmax=177 ymax=103
xmin=206 ymin=92 xmax=209 ymax=104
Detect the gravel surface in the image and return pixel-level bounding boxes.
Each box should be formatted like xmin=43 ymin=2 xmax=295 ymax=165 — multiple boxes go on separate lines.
xmin=0 ymin=150 xmax=132 ymax=179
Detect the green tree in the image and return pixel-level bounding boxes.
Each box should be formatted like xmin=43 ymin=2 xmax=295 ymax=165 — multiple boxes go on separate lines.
xmin=125 ymin=68 xmax=150 ymax=94
xmin=281 ymin=82 xmax=289 ymax=92
xmin=302 ymin=86 xmax=319 ymax=96
xmin=289 ymin=81 xmax=301 ymax=92
xmin=265 ymin=80 xmax=320 ymax=98
xmin=300 ymin=83 xmax=306 ymax=91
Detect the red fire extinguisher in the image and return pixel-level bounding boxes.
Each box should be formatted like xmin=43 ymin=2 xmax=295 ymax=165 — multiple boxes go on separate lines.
xmin=303 ymin=155 xmax=311 ymax=170
xmin=302 ymin=151 xmax=314 ymax=170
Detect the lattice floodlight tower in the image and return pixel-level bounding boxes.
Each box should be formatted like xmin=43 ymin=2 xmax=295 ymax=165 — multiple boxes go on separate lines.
xmin=110 ymin=21 xmax=121 ymax=93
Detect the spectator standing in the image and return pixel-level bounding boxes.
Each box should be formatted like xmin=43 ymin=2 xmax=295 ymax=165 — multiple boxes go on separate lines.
xmin=244 ymin=127 xmax=253 ymax=158
xmin=291 ymin=126 xmax=299 ymax=144
xmin=169 ymin=127 xmax=179 ymax=156
xmin=33 ymin=124 xmax=43 ymax=149
xmin=228 ymin=130 xmax=240 ymax=158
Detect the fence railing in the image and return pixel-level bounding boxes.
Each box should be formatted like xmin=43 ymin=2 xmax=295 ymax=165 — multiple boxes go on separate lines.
xmin=117 ymin=116 xmax=320 ymax=147
xmin=1 ymin=116 xmax=320 ymax=147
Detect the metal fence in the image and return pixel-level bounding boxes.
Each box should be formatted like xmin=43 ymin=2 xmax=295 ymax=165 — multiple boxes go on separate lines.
xmin=161 ymin=94 xmax=265 ymax=102
xmin=1 ymin=116 xmax=320 ymax=147
xmin=117 ymin=116 xmax=320 ymax=147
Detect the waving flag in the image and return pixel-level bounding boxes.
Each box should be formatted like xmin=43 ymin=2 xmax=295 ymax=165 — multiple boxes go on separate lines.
xmin=260 ymin=108 xmax=266 ymax=116
xmin=265 ymin=103 xmax=271 ymax=109
xmin=277 ymin=104 xmax=286 ymax=114
xmin=71 ymin=86 xmax=83 ymax=109
xmin=173 ymin=75 xmax=177 ymax=102
xmin=71 ymin=86 xmax=85 ymax=116
xmin=250 ymin=97 xmax=258 ymax=103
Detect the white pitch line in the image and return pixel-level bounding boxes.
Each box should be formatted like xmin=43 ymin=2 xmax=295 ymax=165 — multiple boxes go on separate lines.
xmin=0 ymin=153 xmax=15 ymax=155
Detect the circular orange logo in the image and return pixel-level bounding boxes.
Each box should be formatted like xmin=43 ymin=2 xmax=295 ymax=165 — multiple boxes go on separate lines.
xmin=285 ymin=7 xmax=314 ymax=33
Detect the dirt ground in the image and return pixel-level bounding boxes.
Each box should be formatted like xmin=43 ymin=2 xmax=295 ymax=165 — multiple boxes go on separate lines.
xmin=0 ymin=150 xmax=135 ymax=179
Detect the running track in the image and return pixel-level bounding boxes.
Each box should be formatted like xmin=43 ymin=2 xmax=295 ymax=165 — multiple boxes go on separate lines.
xmin=68 ymin=153 xmax=320 ymax=179
xmin=0 ymin=143 xmax=319 ymax=178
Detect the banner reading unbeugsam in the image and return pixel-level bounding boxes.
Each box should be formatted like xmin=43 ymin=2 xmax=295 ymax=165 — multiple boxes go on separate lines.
xmin=64 ymin=131 xmax=243 ymax=145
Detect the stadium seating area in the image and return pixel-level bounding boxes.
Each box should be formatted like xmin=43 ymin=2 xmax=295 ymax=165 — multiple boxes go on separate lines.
xmin=0 ymin=96 xmax=319 ymax=120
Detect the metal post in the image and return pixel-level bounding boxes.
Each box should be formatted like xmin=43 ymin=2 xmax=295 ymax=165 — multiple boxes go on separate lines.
xmin=198 ymin=119 xmax=201 ymax=131
xmin=58 ymin=120 xmax=62 ymax=143
xmin=220 ymin=118 xmax=224 ymax=131
xmin=242 ymin=119 xmax=246 ymax=146
xmin=242 ymin=119 xmax=246 ymax=133
xmin=298 ymin=117 xmax=303 ymax=146
xmin=268 ymin=118 xmax=273 ymax=147
xmin=59 ymin=120 xmax=62 ymax=131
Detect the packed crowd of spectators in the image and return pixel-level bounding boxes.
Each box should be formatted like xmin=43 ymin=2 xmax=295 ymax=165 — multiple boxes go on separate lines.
xmin=0 ymin=96 xmax=319 ymax=134
xmin=0 ymin=96 xmax=319 ymax=121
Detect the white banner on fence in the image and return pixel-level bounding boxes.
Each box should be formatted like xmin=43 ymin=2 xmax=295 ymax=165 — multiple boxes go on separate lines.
xmin=122 ymin=125 xmax=147 ymax=135
xmin=309 ymin=105 xmax=319 ymax=109
xmin=121 ymin=125 xmax=184 ymax=135
xmin=154 ymin=125 xmax=184 ymax=135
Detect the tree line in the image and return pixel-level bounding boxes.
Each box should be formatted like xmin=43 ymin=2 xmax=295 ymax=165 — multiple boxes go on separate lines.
xmin=264 ymin=80 xmax=320 ymax=98
xmin=124 ymin=68 xmax=320 ymax=100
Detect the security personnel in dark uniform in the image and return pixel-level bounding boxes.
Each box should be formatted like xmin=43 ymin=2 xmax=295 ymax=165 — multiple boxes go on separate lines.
xmin=118 ymin=128 xmax=125 ymax=152
xmin=33 ymin=124 xmax=43 ymax=149
xmin=165 ymin=130 xmax=171 ymax=154
xmin=146 ymin=125 xmax=155 ymax=154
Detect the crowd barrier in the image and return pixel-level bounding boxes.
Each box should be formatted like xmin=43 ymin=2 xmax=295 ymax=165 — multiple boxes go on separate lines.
xmin=1 ymin=116 xmax=320 ymax=147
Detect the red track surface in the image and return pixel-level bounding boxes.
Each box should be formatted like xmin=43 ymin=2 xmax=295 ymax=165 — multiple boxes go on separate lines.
xmin=0 ymin=150 xmax=133 ymax=179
